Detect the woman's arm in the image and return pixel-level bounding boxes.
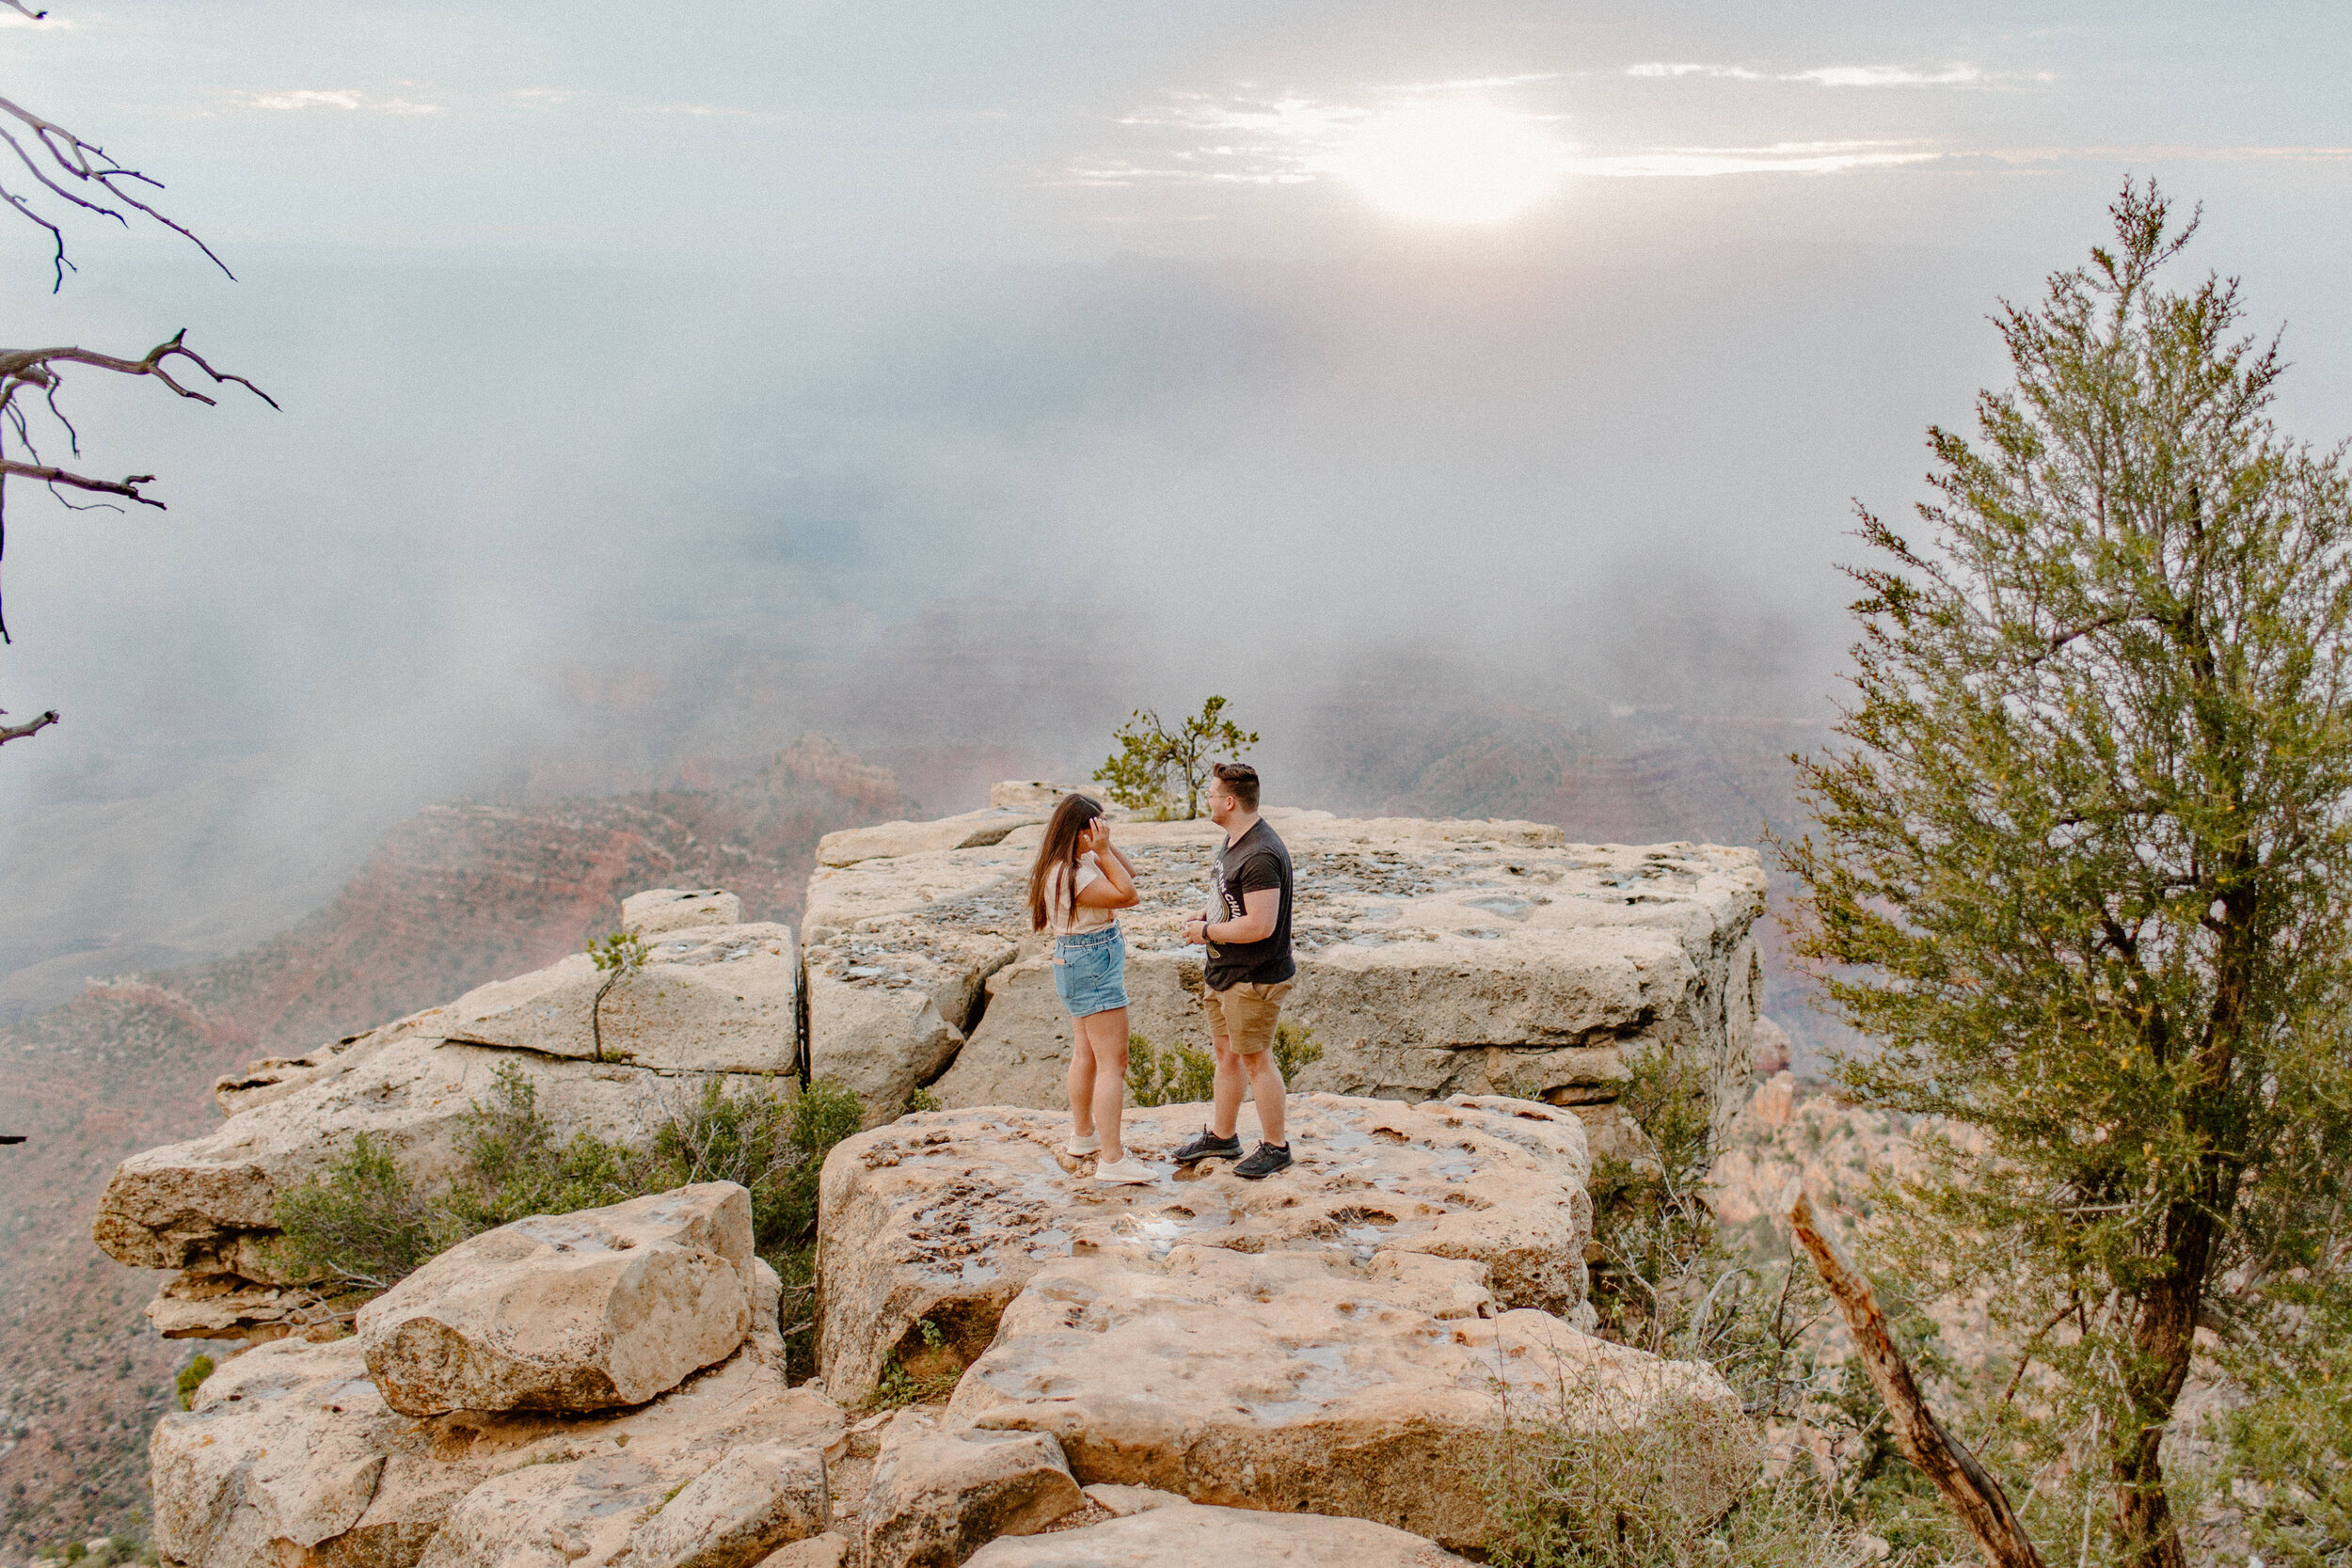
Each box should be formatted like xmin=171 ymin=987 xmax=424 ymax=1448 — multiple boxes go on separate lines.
xmin=1074 ymin=824 xmax=1141 ymax=909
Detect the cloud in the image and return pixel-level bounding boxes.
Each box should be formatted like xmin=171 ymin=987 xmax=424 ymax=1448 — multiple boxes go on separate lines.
xmin=513 ymin=87 xmax=580 ymax=105
xmin=1085 ymin=87 xmax=1942 ymax=189
xmin=1570 ymin=142 xmax=1940 ymax=177
xmin=629 ymin=102 xmax=766 ymax=119
xmin=230 ymin=88 xmax=442 ymax=115
xmin=1627 ymin=62 xmax=1992 ymax=87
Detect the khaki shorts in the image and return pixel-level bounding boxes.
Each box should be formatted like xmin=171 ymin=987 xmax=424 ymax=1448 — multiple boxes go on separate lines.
xmin=1201 ymin=979 xmax=1295 ymax=1054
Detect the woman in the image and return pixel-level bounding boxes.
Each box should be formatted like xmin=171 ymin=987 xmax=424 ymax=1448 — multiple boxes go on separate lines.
xmin=1028 ymin=792 xmax=1152 ymax=1184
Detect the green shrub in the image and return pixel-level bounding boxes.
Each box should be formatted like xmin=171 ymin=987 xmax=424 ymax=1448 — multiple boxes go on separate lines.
xmin=269 ymin=1068 xmax=864 ymax=1377
xmin=1128 ymin=1022 xmax=1321 ymax=1108
xmin=1479 ymin=1387 xmax=1869 ymax=1568
xmin=1127 ymin=1032 xmax=1214 ymax=1107
xmin=173 ymin=1354 xmax=215 ymax=1412
xmin=272 ymin=1132 xmax=456 ymax=1291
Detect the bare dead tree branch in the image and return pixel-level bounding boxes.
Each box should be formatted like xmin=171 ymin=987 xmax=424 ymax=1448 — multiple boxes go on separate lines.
xmin=0 ymin=329 xmax=275 ymax=638
xmin=0 ymin=705 xmax=57 ymax=745
xmin=1789 ymin=1191 xmax=2050 ymax=1568
xmin=0 ymin=30 xmax=234 ymax=291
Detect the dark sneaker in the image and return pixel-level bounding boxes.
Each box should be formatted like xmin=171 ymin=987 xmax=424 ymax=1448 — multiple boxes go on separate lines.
xmin=1233 ymin=1142 xmax=1294 ymax=1180
xmin=1172 ymin=1126 xmax=1243 ymax=1164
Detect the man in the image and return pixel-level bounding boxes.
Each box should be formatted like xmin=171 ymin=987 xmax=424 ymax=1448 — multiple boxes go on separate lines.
xmin=1175 ymin=762 xmax=1296 ymax=1179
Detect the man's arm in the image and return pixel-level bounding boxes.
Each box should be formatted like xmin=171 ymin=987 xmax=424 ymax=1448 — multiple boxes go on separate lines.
xmin=1184 ymin=886 xmax=1279 ymax=944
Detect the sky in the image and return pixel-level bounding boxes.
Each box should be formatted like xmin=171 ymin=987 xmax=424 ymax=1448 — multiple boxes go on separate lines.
xmin=3 ymin=0 xmax=2351 ymax=970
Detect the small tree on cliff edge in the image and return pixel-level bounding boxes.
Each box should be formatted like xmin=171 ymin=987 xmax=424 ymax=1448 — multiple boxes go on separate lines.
xmin=1782 ymin=182 xmax=2352 ymax=1568
xmin=1096 ymin=696 xmax=1257 ymax=819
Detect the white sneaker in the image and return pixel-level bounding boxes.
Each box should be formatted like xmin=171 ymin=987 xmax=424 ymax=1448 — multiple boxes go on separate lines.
xmin=1092 ymin=1156 xmax=1155 ymax=1185
xmin=1065 ymin=1132 xmax=1101 ymax=1157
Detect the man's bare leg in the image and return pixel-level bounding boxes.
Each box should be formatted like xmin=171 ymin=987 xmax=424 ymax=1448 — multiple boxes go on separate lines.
xmin=1212 ymin=1036 xmax=1247 ymax=1139
xmin=1243 ymin=1047 xmax=1286 ymax=1148
xmin=1211 ymin=1037 xmax=1286 ymax=1146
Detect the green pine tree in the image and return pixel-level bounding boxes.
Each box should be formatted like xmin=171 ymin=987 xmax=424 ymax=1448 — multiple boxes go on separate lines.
xmin=1782 ymin=182 xmax=2352 ymax=1568
xmin=1094 ymin=696 xmax=1258 ymax=820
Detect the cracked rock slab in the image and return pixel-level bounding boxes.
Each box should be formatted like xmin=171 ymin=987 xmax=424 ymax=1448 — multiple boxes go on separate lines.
xmin=948 ymin=1244 xmax=1737 ymax=1551
xmin=803 ymin=926 xmax=1018 ymax=1125
xmin=358 ymin=1183 xmax=758 ymax=1417
xmin=814 ymin=1095 xmax=1592 ymax=1403
xmin=962 ymin=1500 xmax=1472 ymax=1567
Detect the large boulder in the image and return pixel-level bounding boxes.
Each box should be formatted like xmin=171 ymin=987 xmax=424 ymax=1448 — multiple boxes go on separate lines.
xmin=947 ymin=1244 xmax=1737 ymax=1552
xmin=803 ymin=809 xmax=1767 ymax=1145
xmin=815 ymin=1096 xmax=1592 ymax=1402
xmin=861 ymin=1413 xmax=1086 ymax=1568
xmin=151 ymin=1315 xmax=840 ymax=1568
xmin=963 ymin=1501 xmax=1472 ymax=1567
xmin=358 ymin=1183 xmax=759 ymax=1416
xmin=440 ymin=921 xmax=799 ymax=1073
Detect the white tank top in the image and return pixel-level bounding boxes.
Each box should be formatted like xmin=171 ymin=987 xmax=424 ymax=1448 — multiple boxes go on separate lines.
xmin=1045 ymin=853 xmax=1116 ymax=936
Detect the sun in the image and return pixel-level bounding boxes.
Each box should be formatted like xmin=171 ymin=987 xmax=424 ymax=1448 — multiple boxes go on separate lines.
xmin=1327 ymin=102 xmax=1570 ymax=225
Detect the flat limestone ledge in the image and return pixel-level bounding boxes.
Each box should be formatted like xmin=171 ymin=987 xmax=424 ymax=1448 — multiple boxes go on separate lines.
xmin=96 ymin=1027 xmax=781 ymax=1282
xmin=802 ymin=809 xmax=1766 ymax=1134
xmin=150 ymin=1319 xmax=840 ymax=1568
xmin=813 ymin=1095 xmax=1593 ymax=1403
xmin=946 ymin=1244 xmax=1740 ymax=1554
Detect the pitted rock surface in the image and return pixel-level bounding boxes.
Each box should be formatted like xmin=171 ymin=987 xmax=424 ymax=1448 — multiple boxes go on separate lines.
xmin=947 ymin=1244 xmax=1736 ymax=1551
xmin=151 ymin=1318 xmax=840 ymax=1568
xmin=814 ymin=1095 xmax=1592 ymax=1402
xmin=802 ymin=808 xmax=1766 ymax=1147
xmin=963 ymin=1500 xmax=1472 ymax=1566
xmin=440 ymin=921 xmax=799 ymax=1072
xmin=358 ymin=1183 xmax=758 ymax=1416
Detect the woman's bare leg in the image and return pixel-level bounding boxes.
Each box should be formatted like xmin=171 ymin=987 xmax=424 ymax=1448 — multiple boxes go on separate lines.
xmin=1068 ymin=1027 xmax=1097 ymax=1140
xmin=1078 ymin=1008 xmax=1131 ymax=1162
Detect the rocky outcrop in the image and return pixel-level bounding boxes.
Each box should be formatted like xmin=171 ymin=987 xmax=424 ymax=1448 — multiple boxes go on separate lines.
xmin=815 ymin=1097 xmax=1595 ymax=1403
xmin=861 ymin=1413 xmax=1085 ymax=1567
xmin=949 ymin=1246 xmax=1731 ymax=1551
xmin=440 ymin=921 xmax=799 ymax=1073
xmin=962 ymin=1499 xmax=1473 ymax=1566
xmin=148 ymin=1186 xmax=840 ymax=1568
xmin=358 ymin=1183 xmax=760 ymax=1416
xmin=97 ymin=914 xmax=803 ymax=1328
xmin=98 ymin=1029 xmax=682 ymax=1279
xmin=802 ymin=810 xmax=1767 ymax=1150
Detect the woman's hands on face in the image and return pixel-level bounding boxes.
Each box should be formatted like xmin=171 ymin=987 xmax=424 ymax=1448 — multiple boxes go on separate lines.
xmin=1080 ymin=818 xmax=1109 ymax=854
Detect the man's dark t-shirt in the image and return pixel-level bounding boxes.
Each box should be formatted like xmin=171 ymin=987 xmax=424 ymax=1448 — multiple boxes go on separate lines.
xmin=1207 ymin=818 xmax=1295 ymax=989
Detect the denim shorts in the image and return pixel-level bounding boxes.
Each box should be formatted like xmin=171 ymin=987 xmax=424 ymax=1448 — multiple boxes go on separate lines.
xmin=1052 ymin=925 xmax=1129 ymax=1019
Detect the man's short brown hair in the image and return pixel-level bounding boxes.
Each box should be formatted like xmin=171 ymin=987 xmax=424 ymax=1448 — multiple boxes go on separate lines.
xmin=1212 ymin=761 xmax=1260 ymax=811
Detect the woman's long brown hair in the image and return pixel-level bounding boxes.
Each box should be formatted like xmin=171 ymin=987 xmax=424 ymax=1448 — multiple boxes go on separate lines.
xmin=1028 ymin=793 xmax=1105 ymax=931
